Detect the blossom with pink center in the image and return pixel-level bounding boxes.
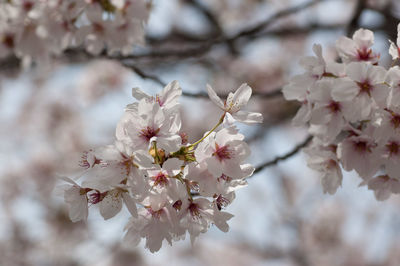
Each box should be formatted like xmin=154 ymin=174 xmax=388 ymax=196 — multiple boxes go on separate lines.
xmin=141 ymin=158 xmax=187 ymax=210
xmin=129 ymin=81 xmax=182 ymax=114
xmin=376 ymin=137 xmax=400 ymax=179
xmin=366 ymin=175 xmax=400 ymax=201
xmin=116 ymin=100 xmax=181 ymax=153
xmin=207 ymin=83 xmax=263 ymax=124
xmin=308 ymin=80 xmax=353 ymax=142
xmin=372 ymin=107 xmax=400 ymax=142
xmin=195 ymin=127 xmax=252 ymax=179
xmin=79 ymin=141 xmax=152 ymax=194
xmin=339 ymin=135 xmax=380 ymax=180
xmin=336 ymin=28 xmax=379 ymax=64
xmin=124 ymin=205 xmax=181 ymax=253
xmin=305 ymin=141 xmax=342 ymax=195
xmin=179 ymin=198 xmax=233 ymax=245
xmin=332 ymin=62 xmax=388 ymax=121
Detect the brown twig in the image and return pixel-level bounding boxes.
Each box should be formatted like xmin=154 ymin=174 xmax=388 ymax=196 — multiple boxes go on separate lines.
xmin=253 ymin=135 xmax=313 ymax=174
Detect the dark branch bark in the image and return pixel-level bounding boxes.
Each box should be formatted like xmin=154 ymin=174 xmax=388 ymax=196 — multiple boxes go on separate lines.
xmin=253 ymin=135 xmax=313 ymax=174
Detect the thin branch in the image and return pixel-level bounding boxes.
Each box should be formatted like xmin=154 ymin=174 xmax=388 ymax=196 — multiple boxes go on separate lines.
xmin=123 ymin=62 xmax=284 ymax=99
xmin=184 ymin=0 xmax=223 ymax=34
xmin=184 ymin=0 xmax=238 ymax=55
xmin=116 ymin=0 xmax=325 ymax=60
xmin=253 ymin=135 xmax=313 ymax=174
xmin=228 ymin=0 xmax=321 ymax=42
xmin=123 ymin=63 xmax=167 ymax=87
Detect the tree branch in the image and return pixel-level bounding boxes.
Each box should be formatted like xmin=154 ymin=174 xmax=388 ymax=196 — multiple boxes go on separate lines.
xmin=253 ymin=135 xmax=313 ymax=174
xmin=115 ymin=0 xmax=325 ymax=60
xmin=123 ymin=62 xmax=284 ymax=99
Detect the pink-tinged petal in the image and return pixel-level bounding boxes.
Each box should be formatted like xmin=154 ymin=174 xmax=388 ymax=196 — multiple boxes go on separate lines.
xmin=132 ymin=87 xmax=151 ymax=101
xmin=374 ymin=189 xmax=391 ymax=201
xmin=368 ymin=65 xmax=386 ymax=84
xmin=163 ymin=158 xmax=182 ymax=176
xmin=292 ymin=103 xmax=311 ymax=126
xmin=312 ymin=43 xmax=323 ymax=59
xmin=391 ymin=180 xmax=400 ymax=194
xmin=230 ymin=83 xmax=252 ymax=109
xmin=310 ymin=106 xmax=331 ymax=125
xmin=122 ymin=192 xmax=138 ymax=218
xmin=59 ymin=175 xmax=79 ymax=186
xmin=206 ymin=157 xmax=223 ymax=177
xmin=321 ymin=166 xmax=342 ymax=195
xmin=331 ymin=78 xmax=358 ymax=101
xmin=371 ymin=83 xmax=389 ymax=108
xmin=336 ymin=36 xmax=357 ymax=57
xmin=353 ymin=28 xmax=374 ymax=49
xmin=159 ymin=80 xmax=181 ymax=106
xmin=282 ymin=74 xmax=314 ymax=101
xmin=212 ymin=206 xmax=233 ymax=233
xmin=99 ymin=190 xmax=123 ymax=220
xmin=386 ymin=66 xmax=400 ymax=87
xmin=223 ymin=160 xmax=245 ymax=179
xmin=232 ymin=110 xmax=263 ymax=124
xmin=346 ymin=62 xmax=368 ymax=82
xmin=64 ymin=186 xmax=88 ymax=222
xmin=240 ymin=163 xmax=255 ymax=178
xmin=206 ymin=84 xmax=224 ymax=110
xmin=223 ymin=112 xmax=236 ymax=125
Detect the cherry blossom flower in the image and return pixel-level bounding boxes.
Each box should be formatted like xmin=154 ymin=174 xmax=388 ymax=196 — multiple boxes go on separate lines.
xmin=305 ymin=142 xmax=342 ymax=195
xmin=116 ymin=100 xmax=181 ymax=154
xmin=60 ymin=176 xmax=88 ymax=222
xmin=124 ymin=205 xmax=181 ymax=253
xmin=207 ymin=83 xmax=263 ymax=124
xmin=336 ymin=28 xmax=379 ymax=64
xmin=366 ymin=175 xmax=400 ymax=201
xmin=195 ymin=127 xmax=253 ymax=179
xmin=332 ymin=62 xmax=388 ymax=121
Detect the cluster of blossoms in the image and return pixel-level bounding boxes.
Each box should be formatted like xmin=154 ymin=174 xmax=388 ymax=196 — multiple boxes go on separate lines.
xmin=0 ymin=0 xmax=150 ymax=63
xmin=60 ymin=81 xmax=262 ymax=252
xmin=283 ymin=24 xmax=400 ymax=201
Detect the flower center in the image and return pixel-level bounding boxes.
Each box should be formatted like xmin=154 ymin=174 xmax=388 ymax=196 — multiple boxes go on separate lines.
xmin=188 ymin=203 xmax=201 ymax=219
xmin=327 ymin=100 xmax=341 ymax=113
xmin=216 ymin=195 xmax=230 ymax=210
xmin=140 ymin=126 xmax=160 ymax=141
xmin=213 ymin=143 xmax=233 ymax=161
xmin=152 ymin=172 xmax=169 ymax=187
xmin=386 ymin=141 xmax=399 ymax=156
xmin=147 ymin=207 xmax=164 ymax=219
xmin=357 ymin=81 xmax=372 ymax=96
xmin=352 ymin=140 xmax=372 ymax=153
xmin=357 ymin=48 xmax=373 ymax=61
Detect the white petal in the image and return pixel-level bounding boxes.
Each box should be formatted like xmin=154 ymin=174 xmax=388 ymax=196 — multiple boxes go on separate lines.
xmin=230 ymin=83 xmax=252 ymax=110
xmin=353 ymin=28 xmax=374 ymax=49
xmin=99 ymin=190 xmax=123 ymax=220
xmin=232 ymin=110 xmax=263 ymax=124
xmin=132 ymin=87 xmax=151 ymax=101
xmin=331 ymin=78 xmax=358 ymax=101
xmin=122 ymin=192 xmax=138 ymax=218
xmin=206 ymin=84 xmax=224 ymax=110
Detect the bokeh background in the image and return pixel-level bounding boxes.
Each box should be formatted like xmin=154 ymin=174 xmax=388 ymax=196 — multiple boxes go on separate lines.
xmin=2 ymin=0 xmax=400 ymax=265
